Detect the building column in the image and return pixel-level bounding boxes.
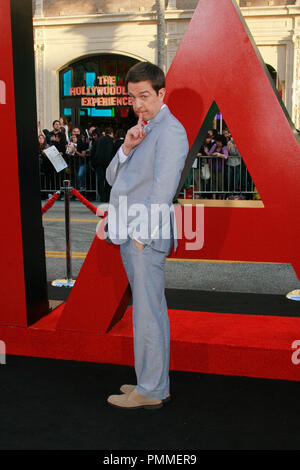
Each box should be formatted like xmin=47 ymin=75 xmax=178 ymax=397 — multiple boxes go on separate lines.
xmin=34 ymin=27 xmax=45 ymax=129
xmin=292 ymin=36 xmax=300 ymax=129
xmin=156 ymin=0 xmax=166 ymax=71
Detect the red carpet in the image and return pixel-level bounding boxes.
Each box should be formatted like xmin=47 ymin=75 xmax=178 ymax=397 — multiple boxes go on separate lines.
xmin=110 ymin=307 xmax=300 ymax=381
xmin=1 ymin=304 xmax=300 ymax=381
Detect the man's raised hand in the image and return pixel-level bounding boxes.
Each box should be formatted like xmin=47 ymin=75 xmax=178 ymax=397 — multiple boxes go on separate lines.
xmin=122 ymin=113 xmax=146 ymax=156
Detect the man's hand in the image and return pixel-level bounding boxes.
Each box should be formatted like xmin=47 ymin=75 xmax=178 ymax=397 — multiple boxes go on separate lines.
xmin=134 ymin=239 xmax=145 ymax=251
xmin=122 ymin=114 xmax=146 ymax=156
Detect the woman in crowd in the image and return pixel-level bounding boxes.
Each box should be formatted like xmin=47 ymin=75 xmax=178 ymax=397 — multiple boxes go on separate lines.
xmin=59 ymin=116 xmax=70 ymax=142
xmin=74 ymin=135 xmax=87 ymax=191
xmin=226 ymin=138 xmax=241 ymax=194
xmin=209 ymin=134 xmax=228 ymax=199
xmin=38 ymin=133 xmax=53 ymax=197
xmin=194 ymin=134 xmax=214 ymax=197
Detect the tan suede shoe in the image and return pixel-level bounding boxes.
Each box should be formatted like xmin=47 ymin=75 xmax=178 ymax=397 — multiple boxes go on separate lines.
xmin=107 ymin=388 xmax=163 ymax=410
xmin=120 ymin=384 xmax=171 ymax=403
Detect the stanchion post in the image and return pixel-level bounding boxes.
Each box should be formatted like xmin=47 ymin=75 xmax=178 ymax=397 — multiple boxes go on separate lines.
xmin=64 ymin=180 xmax=73 ymax=284
xmin=51 ymin=180 xmax=75 ymax=288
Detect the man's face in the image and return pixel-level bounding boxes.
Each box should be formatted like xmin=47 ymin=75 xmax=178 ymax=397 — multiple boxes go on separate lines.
xmin=53 ymin=121 xmax=60 ymax=131
xmin=127 ymin=80 xmax=166 ymax=122
xmin=72 ymin=128 xmax=80 ymax=136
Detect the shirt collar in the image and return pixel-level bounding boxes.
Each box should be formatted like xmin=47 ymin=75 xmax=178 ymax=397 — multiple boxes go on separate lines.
xmin=145 ymin=103 xmax=167 ymax=125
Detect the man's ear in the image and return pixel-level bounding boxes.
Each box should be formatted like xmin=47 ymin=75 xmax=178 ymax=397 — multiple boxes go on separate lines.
xmin=158 ymin=87 xmax=166 ymax=101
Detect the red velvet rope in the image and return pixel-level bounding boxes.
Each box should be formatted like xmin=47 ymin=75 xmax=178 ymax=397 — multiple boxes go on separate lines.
xmin=41 ymin=191 xmax=60 ymax=215
xmin=71 ymin=188 xmax=106 ymax=218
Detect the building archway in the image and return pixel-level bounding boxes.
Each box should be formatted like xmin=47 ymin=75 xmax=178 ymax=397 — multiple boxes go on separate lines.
xmin=59 ymin=53 xmax=139 ymax=132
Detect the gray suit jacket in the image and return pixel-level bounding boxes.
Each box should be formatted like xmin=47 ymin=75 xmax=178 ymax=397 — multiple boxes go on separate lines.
xmin=106 ymin=104 xmax=189 ymax=253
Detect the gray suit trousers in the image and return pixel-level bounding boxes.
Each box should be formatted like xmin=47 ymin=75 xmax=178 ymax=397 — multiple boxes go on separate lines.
xmin=120 ymin=238 xmax=172 ymax=400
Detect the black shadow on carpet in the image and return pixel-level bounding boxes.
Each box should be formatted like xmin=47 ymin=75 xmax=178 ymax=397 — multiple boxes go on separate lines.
xmin=48 ymin=283 xmax=300 ymax=317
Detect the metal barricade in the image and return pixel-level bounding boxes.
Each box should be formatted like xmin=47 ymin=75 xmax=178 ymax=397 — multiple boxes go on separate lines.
xmin=40 ymin=153 xmax=258 ymax=201
xmin=40 ymin=152 xmax=97 ymax=199
xmin=179 ymin=155 xmax=258 ymax=200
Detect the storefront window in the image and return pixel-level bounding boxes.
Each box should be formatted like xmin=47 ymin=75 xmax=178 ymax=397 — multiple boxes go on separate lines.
xmin=63 ymin=70 xmax=72 ymax=96
xmin=60 ymin=53 xmax=138 ymax=131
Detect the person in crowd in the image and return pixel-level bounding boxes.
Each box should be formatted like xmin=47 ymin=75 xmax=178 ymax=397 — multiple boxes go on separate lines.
xmin=47 ymin=120 xmax=62 ymax=145
xmin=91 ymin=127 xmax=114 ymax=202
xmin=52 ymin=131 xmax=67 ymax=188
xmin=75 ymin=135 xmax=88 ymax=191
xmin=72 ymin=127 xmax=82 ymax=137
xmin=226 ymin=138 xmax=241 ymax=194
xmin=42 ymin=128 xmax=51 ymax=143
xmin=184 ymin=132 xmax=214 ymax=199
xmin=38 ymin=133 xmax=48 ymax=150
xmin=209 ymin=133 xmax=228 ymax=199
xmin=90 ymin=128 xmax=101 ymax=160
xmin=207 ymin=128 xmax=217 ymax=145
xmin=65 ymin=134 xmax=79 ymax=188
xmin=195 ymin=134 xmax=214 ymax=197
xmin=88 ymin=126 xmax=96 ymax=148
xmin=59 ymin=116 xmax=70 ymax=142
xmin=222 ymin=128 xmax=231 ymax=143
xmin=104 ymin=129 xmax=126 ymax=201
xmin=53 ymin=131 xmax=67 ymax=156
xmin=38 ymin=120 xmax=52 ymax=145
xmin=198 ymin=134 xmax=213 ymax=156
xmin=65 ymin=128 xmax=89 ymax=190
xmin=88 ymin=128 xmax=101 ymax=198
xmin=38 ymin=134 xmax=53 ymax=198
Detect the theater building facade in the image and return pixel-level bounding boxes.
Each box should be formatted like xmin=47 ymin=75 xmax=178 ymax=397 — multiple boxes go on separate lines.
xmin=33 ymin=0 xmax=300 ymax=131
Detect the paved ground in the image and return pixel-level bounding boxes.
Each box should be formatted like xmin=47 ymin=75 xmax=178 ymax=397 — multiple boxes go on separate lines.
xmin=43 ymin=200 xmax=300 ymax=296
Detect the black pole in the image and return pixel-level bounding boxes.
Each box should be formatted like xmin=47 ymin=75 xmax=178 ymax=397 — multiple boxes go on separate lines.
xmin=10 ymin=0 xmax=49 ymax=324
xmin=64 ymin=180 xmax=73 ymax=284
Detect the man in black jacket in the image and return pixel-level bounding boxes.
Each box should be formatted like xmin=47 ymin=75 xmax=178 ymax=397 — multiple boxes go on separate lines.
xmin=91 ymin=127 xmax=114 ymax=202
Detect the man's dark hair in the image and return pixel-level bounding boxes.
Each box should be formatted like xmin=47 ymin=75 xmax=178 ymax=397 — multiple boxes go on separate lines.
xmin=125 ymin=61 xmax=165 ymax=94
xmin=91 ymin=128 xmax=101 ymax=138
xmin=52 ymin=120 xmax=60 ymax=127
xmin=105 ymin=127 xmax=113 ymax=135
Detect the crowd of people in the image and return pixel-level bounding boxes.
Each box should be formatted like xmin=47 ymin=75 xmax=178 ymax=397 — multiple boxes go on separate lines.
xmin=186 ymin=127 xmax=255 ymax=200
xmin=38 ymin=118 xmax=125 ymax=202
xmin=38 ymin=118 xmax=255 ymax=201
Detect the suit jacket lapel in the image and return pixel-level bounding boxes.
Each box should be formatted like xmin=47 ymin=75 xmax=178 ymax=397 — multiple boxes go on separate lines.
xmin=126 ymin=105 xmax=170 ymax=161
xmin=144 ymin=105 xmax=169 ymax=135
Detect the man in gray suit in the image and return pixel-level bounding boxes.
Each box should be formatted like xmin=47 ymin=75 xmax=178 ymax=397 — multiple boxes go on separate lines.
xmin=106 ymin=62 xmax=189 ymax=409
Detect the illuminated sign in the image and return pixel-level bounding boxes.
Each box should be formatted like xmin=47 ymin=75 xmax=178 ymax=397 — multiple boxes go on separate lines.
xmin=69 ymin=75 xmax=132 ymax=107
